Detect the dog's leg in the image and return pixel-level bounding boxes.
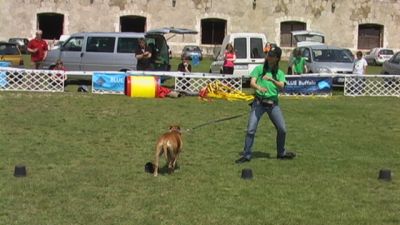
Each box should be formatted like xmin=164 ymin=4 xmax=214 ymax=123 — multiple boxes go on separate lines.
xmin=172 ymin=153 xmax=179 ymax=172
xmin=167 ymin=147 xmax=175 ymax=174
xmin=153 ymin=145 xmax=161 ymax=177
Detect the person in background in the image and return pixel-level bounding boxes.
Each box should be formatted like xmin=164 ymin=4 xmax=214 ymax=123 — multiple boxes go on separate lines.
xmin=263 ymin=42 xmax=272 ymax=54
xmin=178 ymin=56 xmax=192 ymax=73
xmin=51 ymin=59 xmax=67 ymax=89
xmin=27 ymin=30 xmax=48 ymax=69
xmin=352 ymin=51 xmax=368 ymax=94
xmin=135 ymin=38 xmax=152 ymax=71
xmin=353 ymin=51 xmax=368 ymax=75
xmin=177 ymin=57 xmax=192 ymax=90
xmin=235 ymin=46 xmax=296 ymax=163
xmin=223 ymin=43 xmax=236 ymax=74
xmin=291 ymin=48 xmax=307 ymax=75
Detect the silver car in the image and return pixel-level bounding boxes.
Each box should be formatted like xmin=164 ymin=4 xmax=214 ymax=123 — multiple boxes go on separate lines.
xmin=382 ymin=51 xmax=400 ymax=75
xmin=364 ymin=48 xmax=394 ymax=66
xmin=288 ymin=45 xmax=355 ymax=86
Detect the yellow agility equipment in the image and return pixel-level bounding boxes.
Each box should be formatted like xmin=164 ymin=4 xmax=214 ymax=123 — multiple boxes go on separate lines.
xmin=200 ymin=80 xmax=254 ymax=101
xmin=125 ymin=76 xmax=160 ymax=98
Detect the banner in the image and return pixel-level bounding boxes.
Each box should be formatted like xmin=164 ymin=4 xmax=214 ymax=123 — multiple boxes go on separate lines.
xmin=0 ymin=72 xmax=7 ymax=88
xmin=92 ymin=72 xmax=126 ymax=93
xmin=283 ymin=76 xmax=333 ymax=95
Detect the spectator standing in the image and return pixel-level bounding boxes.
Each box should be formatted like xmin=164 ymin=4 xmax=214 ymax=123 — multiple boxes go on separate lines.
xmin=235 ymin=46 xmax=296 ymax=163
xmin=223 ymin=43 xmax=236 ymax=74
xmin=263 ymin=42 xmax=272 ymax=54
xmin=27 ymin=30 xmax=48 ymax=69
xmin=177 ymin=57 xmax=192 ymax=90
xmin=135 ymin=38 xmax=152 ymax=71
xmin=352 ymin=51 xmax=368 ymax=94
xmin=353 ymin=51 xmax=368 ymax=75
xmin=291 ymin=48 xmax=307 ymax=75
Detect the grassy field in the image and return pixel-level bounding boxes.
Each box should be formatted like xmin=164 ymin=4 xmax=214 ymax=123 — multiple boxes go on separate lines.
xmin=2 ymin=56 xmax=397 ymax=225
xmin=1 ymin=90 xmax=399 ymax=225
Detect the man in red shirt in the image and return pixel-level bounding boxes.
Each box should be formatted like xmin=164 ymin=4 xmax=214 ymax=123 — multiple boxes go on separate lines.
xmin=27 ymin=30 xmax=48 ymax=69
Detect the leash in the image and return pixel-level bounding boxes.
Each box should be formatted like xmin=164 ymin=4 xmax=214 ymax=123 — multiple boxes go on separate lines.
xmin=185 ymin=113 xmax=246 ymax=132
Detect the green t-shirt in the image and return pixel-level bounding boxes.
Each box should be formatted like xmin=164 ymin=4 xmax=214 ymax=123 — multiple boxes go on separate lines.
xmin=293 ymin=57 xmax=306 ymax=74
xmin=250 ymin=64 xmax=286 ymax=103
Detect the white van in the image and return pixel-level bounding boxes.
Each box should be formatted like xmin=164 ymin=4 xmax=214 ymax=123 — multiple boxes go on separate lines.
xmin=42 ymin=28 xmax=197 ymax=72
xmin=209 ymin=33 xmax=267 ymax=78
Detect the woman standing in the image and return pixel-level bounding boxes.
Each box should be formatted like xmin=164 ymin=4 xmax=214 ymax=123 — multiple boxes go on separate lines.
xmin=223 ymin=43 xmax=236 ymax=74
xmin=235 ymin=46 xmax=296 ymax=163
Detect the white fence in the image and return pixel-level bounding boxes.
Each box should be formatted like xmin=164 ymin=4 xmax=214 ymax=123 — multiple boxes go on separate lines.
xmin=0 ymin=68 xmax=65 ymax=92
xmin=344 ymin=75 xmax=400 ymax=97
xmin=1 ymin=67 xmax=399 ymax=97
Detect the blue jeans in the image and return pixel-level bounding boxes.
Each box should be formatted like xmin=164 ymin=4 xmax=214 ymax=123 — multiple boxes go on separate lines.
xmin=242 ymin=99 xmax=287 ymax=159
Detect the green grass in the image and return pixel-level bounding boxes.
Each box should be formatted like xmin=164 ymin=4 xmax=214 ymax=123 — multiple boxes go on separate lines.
xmin=0 ymin=91 xmax=399 ymax=225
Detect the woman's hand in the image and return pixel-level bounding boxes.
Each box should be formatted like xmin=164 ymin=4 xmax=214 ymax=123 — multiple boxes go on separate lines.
xmin=257 ymin=86 xmax=267 ymax=93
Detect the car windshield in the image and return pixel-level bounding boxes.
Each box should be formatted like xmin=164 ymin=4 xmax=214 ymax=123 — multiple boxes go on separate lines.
xmin=0 ymin=44 xmax=19 ymax=55
xmin=312 ymin=49 xmax=353 ymax=63
xmin=185 ymin=46 xmax=200 ymax=51
xmin=380 ymin=49 xmax=394 ymax=55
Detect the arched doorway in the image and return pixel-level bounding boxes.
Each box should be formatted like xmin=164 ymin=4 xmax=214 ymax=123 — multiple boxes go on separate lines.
xmin=358 ymin=24 xmax=384 ymax=49
xmin=201 ymin=18 xmax=226 ymax=45
xmin=280 ymin=21 xmax=306 ymax=47
xmin=37 ymin=13 xmax=64 ymax=40
xmin=120 ymin=16 xmax=146 ymax=32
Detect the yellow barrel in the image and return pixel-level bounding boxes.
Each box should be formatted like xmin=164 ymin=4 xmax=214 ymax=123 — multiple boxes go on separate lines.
xmin=125 ymin=76 xmax=160 ymax=98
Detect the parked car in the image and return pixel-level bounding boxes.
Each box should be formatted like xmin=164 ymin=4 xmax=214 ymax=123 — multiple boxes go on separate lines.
xmin=8 ymin=38 xmax=29 ymax=54
xmin=364 ymin=48 xmax=394 ymax=66
xmin=382 ymin=51 xmax=400 ymax=75
xmin=0 ymin=41 xmax=24 ymax=66
xmin=210 ymin=32 xmax=267 ymax=78
xmin=288 ymin=44 xmax=355 ymax=86
xmin=50 ymin=34 xmax=71 ymax=50
xmin=181 ymin=45 xmax=202 ymax=60
xmin=291 ymin=30 xmax=325 ymax=47
xmin=42 ymin=28 xmax=197 ymax=72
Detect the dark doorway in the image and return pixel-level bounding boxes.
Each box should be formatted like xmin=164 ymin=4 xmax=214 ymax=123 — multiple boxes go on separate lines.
xmin=120 ymin=16 xmax=146 ymax=32
xmin=201 ymin=18 xmax=226 ymax=44
xmin=280 ymin=21 xmax=306 ymax=47
xmin=358 ymin=24 xmax=383 ymax=49
xmin=37 ymin=13 xmax=64 ymax=40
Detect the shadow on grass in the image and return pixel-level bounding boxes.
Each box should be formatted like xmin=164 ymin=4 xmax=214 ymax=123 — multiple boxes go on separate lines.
xmin=237 ymin=151 xmax=272 ymax=159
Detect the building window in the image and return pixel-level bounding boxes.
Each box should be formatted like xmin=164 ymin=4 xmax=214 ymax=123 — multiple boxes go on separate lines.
xmin=37 ymin=13 xmax=64 ymax=40
xmin=280 ymin=21 xmax=306 ymax=47
xmin=120 ymin=16 xmax=146 ymax=32
xmin=201 ymin=18 xmax=226 ymax=45
xmin=358 ymin=24 xmax=383 ymax=50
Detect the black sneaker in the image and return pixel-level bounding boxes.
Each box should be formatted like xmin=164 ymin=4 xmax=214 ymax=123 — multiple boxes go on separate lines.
xmin=277 ymin=151 xmax=296 ymax=160
xmin=235 ymin=157 xmax=251 ymax=164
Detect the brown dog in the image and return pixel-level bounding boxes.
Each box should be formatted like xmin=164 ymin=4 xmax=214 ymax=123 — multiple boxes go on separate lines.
xmin=153 ymin=125 xmax=183 ymax=177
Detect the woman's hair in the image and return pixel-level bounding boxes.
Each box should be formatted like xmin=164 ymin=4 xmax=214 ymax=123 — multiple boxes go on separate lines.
xmin=225 ymin=43 xmax=234 ymax=53
xmin=263 ymin=56 xmax=280 ymax=80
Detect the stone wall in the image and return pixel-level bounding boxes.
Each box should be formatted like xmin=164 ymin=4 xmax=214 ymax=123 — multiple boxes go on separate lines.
xmin=0 ymin=0 xmax=399 ymax=57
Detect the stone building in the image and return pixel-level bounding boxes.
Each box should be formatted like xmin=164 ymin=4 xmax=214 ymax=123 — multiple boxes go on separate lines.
xmin=0 ymin=0 xmax=399 ymax=57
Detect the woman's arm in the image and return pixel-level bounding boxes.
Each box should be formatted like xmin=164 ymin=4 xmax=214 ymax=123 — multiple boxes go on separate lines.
xmin=262 ymin=76 xmax=285 ymax=89
xmin=250 ymin=77 xmax=267 ymax=92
